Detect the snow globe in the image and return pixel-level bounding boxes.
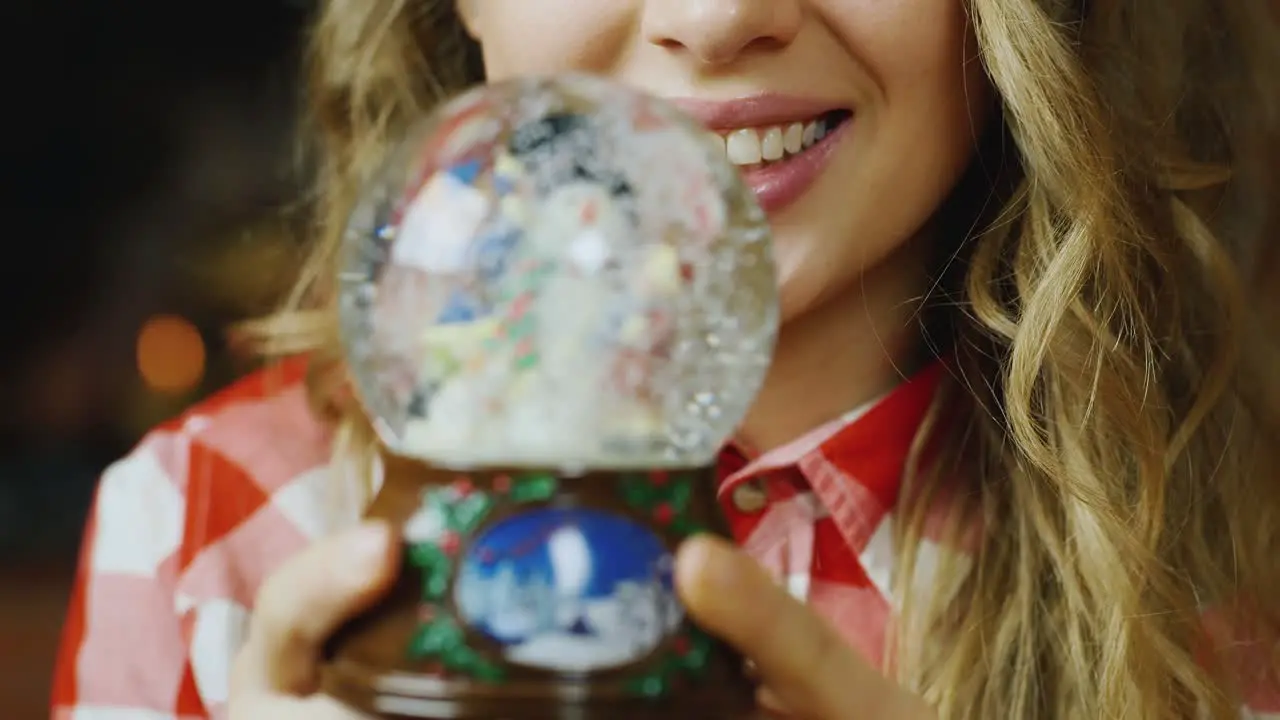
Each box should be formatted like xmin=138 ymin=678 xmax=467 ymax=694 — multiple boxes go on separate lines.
xmin=320 ymin=74 xmax=778 ymax=719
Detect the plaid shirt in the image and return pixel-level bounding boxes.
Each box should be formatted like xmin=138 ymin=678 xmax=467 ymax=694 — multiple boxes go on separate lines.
xmin=51 ymin=358 xmax=1279 ymax=719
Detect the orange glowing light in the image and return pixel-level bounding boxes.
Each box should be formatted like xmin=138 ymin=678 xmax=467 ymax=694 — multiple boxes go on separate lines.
xmin=137 ymin=315 xmax=206 ymax=394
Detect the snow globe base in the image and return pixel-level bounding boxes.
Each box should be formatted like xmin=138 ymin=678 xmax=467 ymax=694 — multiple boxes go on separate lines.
xmin=321 ymin=453 xmax=760 ymax=719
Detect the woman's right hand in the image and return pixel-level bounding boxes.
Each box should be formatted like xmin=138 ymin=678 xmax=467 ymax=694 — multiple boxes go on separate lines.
xmin=228 ymin=522 xmax=400 ymax=719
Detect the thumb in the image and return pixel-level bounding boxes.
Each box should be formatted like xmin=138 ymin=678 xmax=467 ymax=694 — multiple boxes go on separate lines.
xmin=676 ymin=535 xmax=932 ymax=720
xmin=232 ymin=522 xmax=400 ymax=696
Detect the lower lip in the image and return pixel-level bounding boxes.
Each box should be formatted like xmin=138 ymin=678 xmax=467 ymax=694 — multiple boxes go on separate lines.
xmin=736 ymin=118 xmax=850 ymax=214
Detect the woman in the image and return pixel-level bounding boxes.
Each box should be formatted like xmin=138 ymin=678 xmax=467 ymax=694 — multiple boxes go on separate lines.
xmin=53 ymin=0 xmax=1280 ymax=718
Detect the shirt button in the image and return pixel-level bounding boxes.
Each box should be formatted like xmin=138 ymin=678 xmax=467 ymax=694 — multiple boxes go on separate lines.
xmin=731 ymin=481 xmax=768 ymax=513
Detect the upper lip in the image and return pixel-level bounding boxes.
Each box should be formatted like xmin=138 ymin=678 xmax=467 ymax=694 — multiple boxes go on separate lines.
xmin=666 ymin=93 xmax=849 ymax=131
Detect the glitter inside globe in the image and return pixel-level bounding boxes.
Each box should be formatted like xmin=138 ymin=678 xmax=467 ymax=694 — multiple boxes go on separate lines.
xmin=338 ymin=74 xmax=778 ymax=470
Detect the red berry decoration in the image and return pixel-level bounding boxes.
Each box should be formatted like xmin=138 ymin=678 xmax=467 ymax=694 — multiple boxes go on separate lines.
xmin=653 ymin=503 xmax=675 ymax=524
xmin=440 ymin=531 xmax=461 ymax=555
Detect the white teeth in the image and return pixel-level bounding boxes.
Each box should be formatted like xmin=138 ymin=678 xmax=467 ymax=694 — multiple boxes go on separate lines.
xmin=726 ymin=128 xmax=763 ymax=165
xmin=761 ymin=127 xmax=784 ymax=161
xmin=716 ymin=115 xmax=841 ymax=166
xmin=784 ymin=123 xmax=804 ymax=154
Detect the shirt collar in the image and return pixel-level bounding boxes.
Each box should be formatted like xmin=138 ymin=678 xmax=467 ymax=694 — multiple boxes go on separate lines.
xmin=718 ymin=359 xmax=947 ymax=509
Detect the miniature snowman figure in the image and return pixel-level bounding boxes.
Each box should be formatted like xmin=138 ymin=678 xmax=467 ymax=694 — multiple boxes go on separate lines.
xmin=495 ymin=179 xmax=632 ymax=461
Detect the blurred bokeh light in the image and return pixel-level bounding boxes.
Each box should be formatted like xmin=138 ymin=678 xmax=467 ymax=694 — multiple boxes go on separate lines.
xmin=137 ymin=314 xmax=207 ymax=394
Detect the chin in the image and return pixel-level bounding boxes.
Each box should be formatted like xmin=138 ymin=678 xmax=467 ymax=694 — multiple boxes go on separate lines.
xmin=768 ymin=237 xmax=853 ymax=323
xmin=774 ymin=269 xmax=832 ymax=325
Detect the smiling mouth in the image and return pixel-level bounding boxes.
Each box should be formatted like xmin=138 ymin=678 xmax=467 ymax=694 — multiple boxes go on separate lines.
xmin=708 ymin=109 xmax=853 ymax=168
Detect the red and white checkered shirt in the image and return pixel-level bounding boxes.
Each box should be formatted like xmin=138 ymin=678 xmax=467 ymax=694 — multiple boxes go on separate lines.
xmin=52 ymin=358 xmax=1279 ymax=719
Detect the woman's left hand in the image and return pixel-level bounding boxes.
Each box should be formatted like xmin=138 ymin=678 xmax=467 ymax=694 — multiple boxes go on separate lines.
xmin=676 ymin=535 xmax=936 ymax=719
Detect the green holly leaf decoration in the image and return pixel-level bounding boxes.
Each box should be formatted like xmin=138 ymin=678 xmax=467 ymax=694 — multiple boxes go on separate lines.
xmin=408 ymin=618 xmax=465 ymax=658
xmin=408 ymin=542 xmax=446 ymax=567
xmin=679 ymin=630 xmax=714 ymax=671
xmin=619 ymin=471 xmax=703 ymax=538
xmin=669 ymin=517 xmax=708 ymax=537
xmin=620 ymin=474 xmax=660 ymax=507
xmin=625 ymin=673 xmax=669 ymax=699
xmin=510 ymin=472 xmax=558 ymax=503
xmin=468 ymin=658 xmax=507 ymax=683
xmin=423 ymin=558 xmax=452 ymax=599
xmin=407 ymin=543 xmax=454 ymax=601
xmin=443 ymin=644 xmax=507 ymax=682
xmin=421 ymin=485 xmax=495 ymax=536
xmin=406 ymin=617 xmax=506 ymax=682
xmin=448 ymin=492 xmax=494 ymax=534
xmin=621 ymin=628 xmax=716 ymax=699
xmin=666 ymin=478 xmax=693 ymax=512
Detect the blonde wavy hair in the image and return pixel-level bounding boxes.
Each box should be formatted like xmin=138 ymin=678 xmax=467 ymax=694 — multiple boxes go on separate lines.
xmin=247 ymin=0 xmax=1280 ymax=717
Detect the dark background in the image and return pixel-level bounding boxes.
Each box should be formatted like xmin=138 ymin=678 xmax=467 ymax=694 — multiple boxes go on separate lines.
xmin=1 ymin=2 xmax=312 ymax=716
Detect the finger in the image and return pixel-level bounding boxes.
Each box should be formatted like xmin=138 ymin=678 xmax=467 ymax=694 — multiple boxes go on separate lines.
xmin=757 ymin=685 xmax=789 ymax=715
xmin=231 ymin=692 xmax=369 ymax=720
xmin=676 ymin=535 xmax=932 ymax=720
xmin=232 ymin=521 xmax=400 ymax=696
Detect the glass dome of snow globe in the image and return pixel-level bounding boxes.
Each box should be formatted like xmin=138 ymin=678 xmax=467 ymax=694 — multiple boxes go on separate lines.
xmin=337 ymin=73 xmax=779 ymax=472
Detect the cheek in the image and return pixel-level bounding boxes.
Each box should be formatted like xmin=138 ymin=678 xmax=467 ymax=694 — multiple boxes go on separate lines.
xmin=829 ymin=0 xmax=984 ymax=110
xmin=866 ymin=0 xmax=989 ymax=153
xmin=474 ymin=1 xmax=634 ymax=78
xmin=779 ymin=0 xmax=990 ymax=314
xmin=859 ymin=1 xmax=991 ymax=236
xmin=839 ymin=0 xmax=989 ymax=197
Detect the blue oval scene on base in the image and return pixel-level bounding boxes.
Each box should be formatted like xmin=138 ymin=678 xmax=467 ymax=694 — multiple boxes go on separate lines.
xmin=454 ymin=507 xmax=681 ymax=672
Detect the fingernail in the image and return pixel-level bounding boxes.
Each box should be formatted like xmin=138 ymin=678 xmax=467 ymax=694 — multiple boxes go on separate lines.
xmin=756 ymin=686 xmax=789 ymax=714
xmin=350 ymin=522 xmax=392 ymax=564
xmin=677 ymin=535 xmax=741 ymax=594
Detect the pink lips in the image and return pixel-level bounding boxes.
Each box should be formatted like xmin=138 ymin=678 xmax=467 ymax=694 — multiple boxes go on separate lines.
xmin=668 ymin=94 xmax=851 ymax=213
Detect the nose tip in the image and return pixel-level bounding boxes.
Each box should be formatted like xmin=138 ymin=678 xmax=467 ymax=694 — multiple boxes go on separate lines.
xmin=644 ymin=0 xmax=801 ymax=66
